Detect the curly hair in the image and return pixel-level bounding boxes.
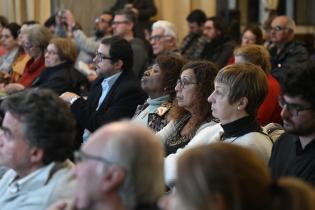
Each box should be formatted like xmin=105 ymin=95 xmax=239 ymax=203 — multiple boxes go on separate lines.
xmin=155 ymin=53 xmax=187 ymax=99
xmin=171 ymin=61 xmax=218 ymax=120
xmin=1 ymin=88 xmax=76 ymax=165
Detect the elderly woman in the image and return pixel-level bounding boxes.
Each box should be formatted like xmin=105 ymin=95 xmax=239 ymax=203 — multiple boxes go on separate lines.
xmin=18 ymin=25 xmax=52 ymax=87
xmin=0 ymin=23 xmax=21 ymax=74
xmin=234 ymin=44 xmax=282 ymax=125
xmin=133 ymin=53 xmax=186 ymax=131
xmin=164 ymin=63 xmax=273 ymax=185
xmin=161 ymin=143 xmax=315 ymax=210
xmin=31 ymin=37 xmax=88 ymax=95
xmin=158 ymin=61 xmax=218 ymax=156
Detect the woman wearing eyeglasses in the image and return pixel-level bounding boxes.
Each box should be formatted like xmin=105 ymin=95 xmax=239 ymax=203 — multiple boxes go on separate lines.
xmin=132 ymin=53 xmax=186 ymax=132
xmin=164 ymin=63 xmax=273 ymax=186
xmin=157 ymin=61 xmax=218 ymax=156
xmin=30 ymin=37 xmax=89 ymax=95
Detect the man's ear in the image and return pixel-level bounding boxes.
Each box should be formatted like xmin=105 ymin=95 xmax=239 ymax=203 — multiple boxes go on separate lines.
xmin=113 ymin=59 xmax=124 ymax=70
xmin=30 ymin=148 xmax=44 ymax=163
xmin=101 ymin=165 xmax=125 ymax=192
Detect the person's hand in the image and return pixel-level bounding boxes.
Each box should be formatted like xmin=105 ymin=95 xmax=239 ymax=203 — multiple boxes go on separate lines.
xmin=46 ymin=199 xmax=75 ymax=210
xmin=4 ymin=83 xmax=25 ymax=95
xmin=60 ymin=92 xmax=80 ymax=104
xmin=63 ymin=10 xmax=76 ymax=31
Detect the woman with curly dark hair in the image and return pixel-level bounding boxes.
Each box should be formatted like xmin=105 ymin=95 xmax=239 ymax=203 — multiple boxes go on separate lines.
xmin=133 ymin=53 xmax=186 ymax=132
xmin=158 ymin=60 xmax=218 ymax=155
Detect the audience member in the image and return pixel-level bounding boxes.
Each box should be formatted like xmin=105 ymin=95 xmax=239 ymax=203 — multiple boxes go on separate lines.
xmin=158 ymin=61 xmax=218 ymax=156
xmin=47 ymin=121 xmax=164 ymax=210
xmin=10 ymin=21 xmax=36 ymax=83
xmin=60 ymin=36 xmax=146 ymax=141
xmin=30 ymin=38 xmax=89 ymax=95
xmin=63 ymin=10 xmax=113 ymax=70
xmin=180 ymin=9 xmax=207 ymax=61
xmin=164 ymin=63 xmax=273 ymax=185
xmin=0 ymin=15 xmax=9 ymax=56
xmin=0 ymin=89 xmax=76 ymax=209
xmin=15 ymin=25 xmax=52 ymax=87
xmin=112 ymin=9 xmax=148 ymax=78
xmin=269 ymin=15 xmax=308 ymax=85
xmin=110 ymin=0 xmax=157 ymax=40
xmin=234 ymin=44 xmax=282 ymax=125
xmin=150 ymin=20 xmax=178 ymax=59
xmin=269 ymin=62 xmax=315 ymax=186
xmin=160 ymin=143 xmax=315 ymax=210
xmin=0 ymin=23 xmax=21 ymax=74
xmin=201 ymin=16 xmax=236 ymax=68
xmin=241 ymin=25 xmax=263 ymax=45
xmin=133 ymin=53 xmax=186 ymax=131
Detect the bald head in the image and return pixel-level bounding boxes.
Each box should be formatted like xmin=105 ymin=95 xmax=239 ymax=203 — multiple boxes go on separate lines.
xmin=270 ymin=15 xmax=295 ymax=46
xmin=83 ymin=121 xmax=165 ymax=209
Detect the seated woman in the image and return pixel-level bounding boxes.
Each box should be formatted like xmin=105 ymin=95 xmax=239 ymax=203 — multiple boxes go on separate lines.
xmin=4 ymin=25 xmax=52 ymax=94
xmin=133 ymin=53 xmax=186 ymax=132
xmin=164 ymin=63 xmax=273 ymax=185
xmin=158 ymin=61 xmax=218 ymax=156
xmin=31 ymin=37 xmax=89 ymax=95
xmin=234 ymin=44 xmax=282 ymax=125
xmin=0 ymin=23 xmax=21 ymax=74
xmin=227 ymin=25 xmax=263 ymax=65
xmin=161 ymin=143 xmax=315 ymax=210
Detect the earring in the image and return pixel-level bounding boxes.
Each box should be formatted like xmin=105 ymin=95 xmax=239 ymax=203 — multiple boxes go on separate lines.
xmin=237 ymin=106 xmax=241 ymax=110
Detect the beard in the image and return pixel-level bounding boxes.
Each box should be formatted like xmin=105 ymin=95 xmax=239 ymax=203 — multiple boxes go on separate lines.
xmin=94 ymin=29 xmax=105 ymax=39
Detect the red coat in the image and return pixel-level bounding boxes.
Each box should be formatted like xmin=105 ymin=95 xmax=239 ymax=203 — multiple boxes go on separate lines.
xmin=257 ymin=74 xmax=282 ymax=125
xmin=18 ymin=55 xmax=45 ymax=87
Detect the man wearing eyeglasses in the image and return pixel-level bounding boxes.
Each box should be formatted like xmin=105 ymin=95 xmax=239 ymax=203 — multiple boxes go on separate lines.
xmin=150 ymin=20 xmax=178 ymax=58
xmin=60 ymin=36 xmax=146 ymax=142
xmin=269 ymin=15 xmax=308 ymax=86
xmin=112 ymin=9 xmax=148 ymax=78
xmin=0 ymin=89 xmax=76 ymax=210
xmin=47 ymin=121 xmax=164 ymax=210
xmin=269 ymin=63 xmax=315 ymax=186
xmin=61 ymin=10 xmax=113 ymax=73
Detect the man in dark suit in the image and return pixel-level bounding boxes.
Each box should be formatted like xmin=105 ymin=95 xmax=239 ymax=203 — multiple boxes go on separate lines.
xmin=60 ymin=36 xmax=146 ymax=140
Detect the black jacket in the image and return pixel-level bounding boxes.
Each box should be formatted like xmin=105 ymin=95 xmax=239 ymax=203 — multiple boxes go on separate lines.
xmin=32 ymin=62 xmax=89 ymax=95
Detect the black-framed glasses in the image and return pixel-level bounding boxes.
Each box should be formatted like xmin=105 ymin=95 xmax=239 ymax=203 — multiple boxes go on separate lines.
xmin=112 ymin=20 xmax=129 ymax=25
xmin=95 ymin=52 xmax=112 ymax=62
xmin=149 ymin=35 xmax=172 ymax=42
xmin=44 ymin=49 xmax=58 ymax=55
xmin=269 ymin=26 xmax=288 ymax=32
xmin=74 ymin=150 xmax=113 ymax=165
xmin=176 ymin=78 xmax=198 ymax=89
xmin=278 ymin=96 xmax=313 ymax=116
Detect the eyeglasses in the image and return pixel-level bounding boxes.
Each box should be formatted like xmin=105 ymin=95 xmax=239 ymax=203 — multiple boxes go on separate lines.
xmin=149 ymin=35 xmax=172 ymax=42
xmin=278 ymin=96 xmax=313 ymax=116
xmin=74 ymin=150 xmax=113 ymax=165
xmin=112 ymin=21 xmax=129 ymax=25
xmin=269 ymin=26 xmax=289 ymax=32
xmin=176 ymin=78 xmax=198 ymax=89
xmin=95 ymin=52 xmax=112 ymax=62
xmin=45 ymin=49 xmax=58 ymax=55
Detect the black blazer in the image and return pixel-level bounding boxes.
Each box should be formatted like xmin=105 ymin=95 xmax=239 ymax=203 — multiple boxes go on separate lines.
xmin=71 ymin=70 xmax=146 ymax=133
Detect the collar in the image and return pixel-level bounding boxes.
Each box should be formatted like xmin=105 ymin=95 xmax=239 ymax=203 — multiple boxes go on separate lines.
xmin=295 ymin=137 xmax=315 ymax=155
xmin=147 ymin=95 xmax=170 ymax=106
xmin=101 ymin=71 xmax=122 ymax=88
xmin=221 ymin=116 xmax=262 ymax=139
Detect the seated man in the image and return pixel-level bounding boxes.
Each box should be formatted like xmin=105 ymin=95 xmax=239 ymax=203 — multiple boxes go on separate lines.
xmin=269 ymin=62 xmax=315 ymax=186
xmin=268 ymin=15 xmax=308 ymax=85
xmin=48 ymin=121 xmax=164 ymax=210
xmin=60 ymin=36 xmax=146 ymax=141
xmin=0 ymin=89 xmax=76 ymax=210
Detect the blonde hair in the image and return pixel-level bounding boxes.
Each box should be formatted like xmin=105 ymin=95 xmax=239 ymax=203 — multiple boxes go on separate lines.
xmin=234 ymin=44 xmax=271 ymax=74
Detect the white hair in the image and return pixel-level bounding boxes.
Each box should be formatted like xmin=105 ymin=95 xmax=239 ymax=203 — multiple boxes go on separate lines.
xmin=152 ymin=20 xmax=177 ymax=39
xmin=101 ymin=122 xmax=165 ymax=209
